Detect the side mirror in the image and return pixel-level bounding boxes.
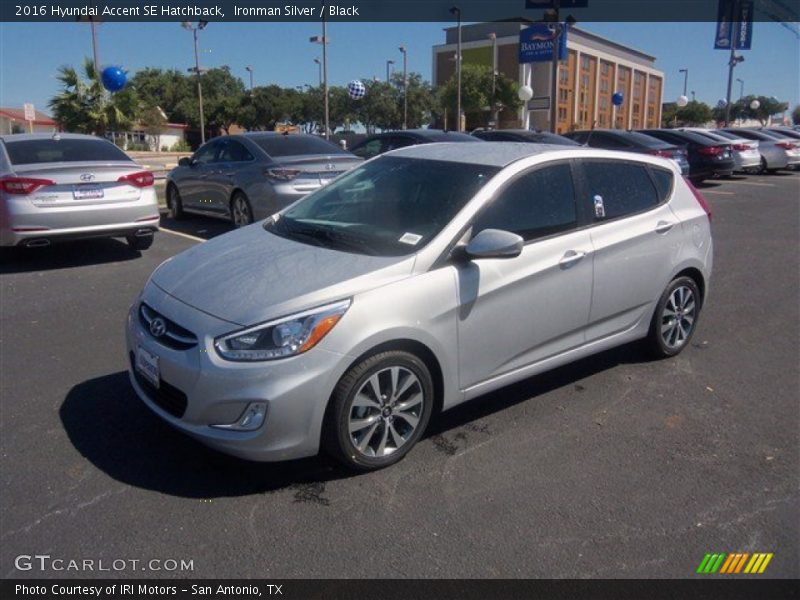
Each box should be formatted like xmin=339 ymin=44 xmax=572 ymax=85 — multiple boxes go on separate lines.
xmin=463 ymin=228 xmax=524 ymax=260
xmin=178 ymin=157 xmax=192 ymax=167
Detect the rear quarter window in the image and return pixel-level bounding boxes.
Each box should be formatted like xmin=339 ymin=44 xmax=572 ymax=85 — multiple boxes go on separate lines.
xmin=4 ymin=138 xmax=132 ymax=165
xmin=583 ymin=160 xmax=660 ymax=220
xmin=649 ymin=166 xmax=674 ymax=202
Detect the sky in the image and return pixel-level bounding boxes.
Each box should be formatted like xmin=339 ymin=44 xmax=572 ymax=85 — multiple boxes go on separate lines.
xmin=1 ymin=20 xmax=798 ymax=116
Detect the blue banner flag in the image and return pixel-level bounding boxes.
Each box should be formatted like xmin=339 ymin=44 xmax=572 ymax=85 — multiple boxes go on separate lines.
xmin=715 ymin=0 xmax=754 ymax=49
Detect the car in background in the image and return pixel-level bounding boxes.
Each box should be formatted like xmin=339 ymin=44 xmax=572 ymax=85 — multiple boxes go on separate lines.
xmin=472 ymin=128 xmax=580 ymax=146
xmin=720 ymin=128 xmax=800 ymax=173
xmin=167 ymin=133 xmax=362 ymax=228
xmin=0 ymin=133 xmax=158 ymax=250
xmin=638 ymin=129 xmax=734 ymax=183
xmin=677 ymin=128 xmax=760 ymax=173
xmin=128 ymin=142 xmax=712 ymax=471
xmin=768 ymin=126 xmax=800 ymax=141
xmin=562 ymin=129 xmax=690 ymax=175
xmin=349 ymin=129 xmax=481 ymax=160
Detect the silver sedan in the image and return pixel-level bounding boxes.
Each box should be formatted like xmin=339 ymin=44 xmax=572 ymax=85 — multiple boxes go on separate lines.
xmin=128 ymin=143 xmax=712 ymax=471
xmin=166 ymin=133 xmax=362 ymax=227
xmin=0 ymin=133 xmax=158 ymax=249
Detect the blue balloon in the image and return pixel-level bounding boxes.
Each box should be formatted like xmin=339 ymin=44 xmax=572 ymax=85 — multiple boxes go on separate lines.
xmin=101 ymin=66 xmax=127 ymax=92
xmin=612 ymin=92 xmax=624 ymax=106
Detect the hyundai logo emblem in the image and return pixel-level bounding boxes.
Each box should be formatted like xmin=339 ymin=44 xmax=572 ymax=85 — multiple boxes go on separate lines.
xmin=325 ymin=163 xmax=335 ymax=171
xmin=80 ymin=173 xmax=95 ymax=182
xmin=149 ymin=317 xmax=167 ymax=338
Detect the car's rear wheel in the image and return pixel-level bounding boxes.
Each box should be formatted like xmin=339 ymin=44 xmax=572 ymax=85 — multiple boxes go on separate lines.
xmin=126 ymin=232 xmax=154 ymax=251
xmin=646 ymin=276 xmax=701 ymax=358
xmin=323 ymin=351 xmax=434 ymax=472
xmin=231 ymin=192 xmax=254 ymax=228
xmin=166 ymin=184 xmax=185 ymax=220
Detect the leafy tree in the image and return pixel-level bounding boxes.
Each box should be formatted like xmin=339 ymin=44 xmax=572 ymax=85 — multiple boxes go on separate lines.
xmin=49 ymin=58 xmax=139 ymax=136
xmin=675 ymin=101 xmax=713 ymax=126
xmin=140 ymin=104 xmax=168 ymax=151
xmin=389 ymin=72 xmax=437 ymax=129
xmin=436 ymin=64 xmax=522 ymax=130
xmin=130 ymin=68 xmax=193 ymax=124
xmin=353 ymin=80 xmax=399 ymax=133
xmin=239 ymin=85 xmax=304 ymax=131
xmin=741 ymin=95 xmax=788 ymax=125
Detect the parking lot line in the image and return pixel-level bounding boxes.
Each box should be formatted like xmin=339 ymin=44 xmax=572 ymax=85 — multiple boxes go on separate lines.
xmin=720 ymin=181 xmax=776 ymax=187
xmin=160 ymin=227 xmax=206 ymax=243
xmin=702 ymin=190 xmax=735 ymax=195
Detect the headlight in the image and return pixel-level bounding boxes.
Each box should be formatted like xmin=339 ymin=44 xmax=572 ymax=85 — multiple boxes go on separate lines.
xmin=214 ymin=299 xmax=351 ymax=361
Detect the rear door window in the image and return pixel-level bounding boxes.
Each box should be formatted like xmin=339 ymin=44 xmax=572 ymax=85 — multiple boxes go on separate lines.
xmin=351 ymin=138 xmax=385 ymax=159
xmin=473 ymin=163 xmax=578 ymax=242
xmin=4 ymin=138 xmax=132 ymax=165
xmin=193 ymin=141 xmax=219 ymax=164
xmin=218 ymin=140 xmax=254 ymax=162
xmin=582 ymin=160 xmax=660 ymax=220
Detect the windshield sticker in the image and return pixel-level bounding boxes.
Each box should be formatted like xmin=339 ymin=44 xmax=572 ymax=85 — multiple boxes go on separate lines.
xmin=398 ymin=232 xmax=423 ymax=245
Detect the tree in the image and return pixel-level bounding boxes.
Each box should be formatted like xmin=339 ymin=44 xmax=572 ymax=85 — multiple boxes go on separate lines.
xmin=130 ymin=68 xmax=193 ymax=124
xmin=238 ymin=85 xmax=303 ymax=131
xmin=354 ymin=80 xmax=399 ymax=133
xmin=436 ymin=64 xmax=522 ymax=130
xmin=741 ymin=95 xmax=788 ymax=125
xmin=675 ymin=101 xmax=713 ymax=126
xmin=390 ymin=72 xmax=437 ymax=129
xmin=140 ymin=104 xmax=168 ymax=151
xmin=49 ymin=58 xmax=139 ymax=136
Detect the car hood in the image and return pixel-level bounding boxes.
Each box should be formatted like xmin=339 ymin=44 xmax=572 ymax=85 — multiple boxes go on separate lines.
xmin=151 ymin=224 xmax=415 ymax=326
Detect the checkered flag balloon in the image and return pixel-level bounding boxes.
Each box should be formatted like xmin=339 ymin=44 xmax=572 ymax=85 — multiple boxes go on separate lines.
xmin=347 ymin=80 xmax=366 ymax=100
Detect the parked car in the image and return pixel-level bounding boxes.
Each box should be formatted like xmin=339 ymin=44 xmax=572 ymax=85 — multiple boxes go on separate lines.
xmin=166 ymin=133 xmax=362 ymax=228
xmin=349 ymin=129 xmax=480 ymax=159
xmin=562 ymin=129 xmax=690 ymax=175
xmin=720 ymin=128 xmax=800 ymax=173
xmin=128 ymin=143 xmax=712 ymax=471
xmin=677 ymin=128 xmax=760 ymax=173
xmin=472 ymin=128 xmax=579 ymax=145
xmin=0 ymin=133 xmax=158 ymax=249
xmin=638 ymin=129 xmax=734 ymax=183
xmin=768 ymin=126 xmax=800 ymax=140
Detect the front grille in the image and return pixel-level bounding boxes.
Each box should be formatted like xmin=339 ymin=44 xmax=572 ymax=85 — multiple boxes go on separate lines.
xmin=129 ymin=352 xmax=188 ymax=419
xmin=139 ymin=302 xmax=198 ymax=350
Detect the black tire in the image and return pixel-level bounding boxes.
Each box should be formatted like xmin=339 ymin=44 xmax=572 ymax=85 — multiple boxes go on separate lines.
xmin=230 ymin=192 xmax=254 ymax=228
xmin=645 ymin=276 xmax=702 ymax=358
xmin=323 ymin=350 xmax=434 ymax=472
xmin=126 ymin=233 xmax=154 ymax=251
xmin=166 ymin=184 xmax=185 ymax=220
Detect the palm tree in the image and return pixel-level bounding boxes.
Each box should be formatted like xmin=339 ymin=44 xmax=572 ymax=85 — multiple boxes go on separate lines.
xmin=49 ymin=58 xmax=139 ymax=136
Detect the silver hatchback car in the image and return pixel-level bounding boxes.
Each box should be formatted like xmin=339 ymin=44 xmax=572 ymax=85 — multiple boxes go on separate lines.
xmin=1 ymin=133 xmax=158 ymax=249
xmin=127 ymin=143 xmax=713 ymax=471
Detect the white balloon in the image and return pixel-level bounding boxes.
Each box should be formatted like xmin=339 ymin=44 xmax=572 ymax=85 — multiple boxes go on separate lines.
xmin=518 ymin=85 xmax=533 ymax=101
xmin=676 ymin=95 xmax=689 ymax=107
xmin=750 ymin=99 xmax=760 ymax=110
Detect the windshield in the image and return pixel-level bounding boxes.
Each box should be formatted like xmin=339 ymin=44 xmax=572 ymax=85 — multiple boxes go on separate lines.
xmin=4 ymin=138 xmax=132 ymax=165
xmin=250 ymin=134 xmax=350 ymax=157
xmin=266 ymin=156 xmax=499 ymax=256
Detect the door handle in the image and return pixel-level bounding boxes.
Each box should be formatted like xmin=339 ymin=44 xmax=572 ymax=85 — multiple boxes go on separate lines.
xmin=655 ymin=220 xmax=676 ymax=234
xmin=559 ymin=250 xmax=586 ymax=268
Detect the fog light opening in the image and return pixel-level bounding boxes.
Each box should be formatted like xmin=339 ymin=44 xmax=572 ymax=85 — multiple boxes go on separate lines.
xmin=211 ymin=402 xmax=267 ymax=431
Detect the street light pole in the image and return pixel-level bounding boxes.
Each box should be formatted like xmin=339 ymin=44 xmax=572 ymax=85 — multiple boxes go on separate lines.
xmin=399 ymin=46 xmax=408 ymax=129
xmin=488 ymin=32 xmax=497 ymax=128
xmin=386 ymin=59 xmax=394 ymax=83
xmin=679 ymin=68 xmax=688 ymax=97
xmin=245 ymin=65 xmax=253 ymax=91
xmin=736 ymin=77 xmax=744 ymax=99
xmin=183 ymin=21 xmax=208 ymax=145
xmin=90 ymin=18 xmax=100 ymax=72
xmin=314 ymin=58 xmax=322 ymax=86
xmin=310 ymin=7 xmax=330 ymax=139
xmin=548 ymin=1 xmax=562 ymax=134
xmin=450 ymin=6 xmax=462 ymax=131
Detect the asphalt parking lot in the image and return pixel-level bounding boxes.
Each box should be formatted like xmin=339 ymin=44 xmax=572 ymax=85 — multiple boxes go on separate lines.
xmin=0 ymin=171 xmax=798 ymax=579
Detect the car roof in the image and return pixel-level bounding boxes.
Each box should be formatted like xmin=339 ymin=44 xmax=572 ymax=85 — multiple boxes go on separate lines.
xmin=387 ymin=141 xmax=578 ymax=166
xmin=0 ymin=132 xmax=104 ymax=144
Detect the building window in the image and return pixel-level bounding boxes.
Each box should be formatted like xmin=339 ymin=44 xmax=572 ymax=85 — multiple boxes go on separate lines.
xmin=581 ymin=55 xmax=590 ymax=70
xmin=558 ymin=107 xmax=567 ymax=121
xmin=600 ymin=62 xmax=610 ymax=76
xmin=559 ymin=68 xmax=568 ymax=84
xmin=559 ymin=88 xmax=569 ymax=103
xmin=600 ymin=79 xmax=609 ymax=93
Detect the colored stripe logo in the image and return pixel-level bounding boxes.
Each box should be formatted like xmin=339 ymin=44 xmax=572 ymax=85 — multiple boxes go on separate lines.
xmin=696 ymin=552 xmax=773 ymax=574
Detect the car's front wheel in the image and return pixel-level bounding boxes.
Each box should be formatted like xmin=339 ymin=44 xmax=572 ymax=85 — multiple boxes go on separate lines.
xmin=646 ymin=276 xmax=701 ymax=358
xmin=166 ymin=184 xmax=185 ymax=220
xmin=323 ymin=351 xmax=434 ymax=472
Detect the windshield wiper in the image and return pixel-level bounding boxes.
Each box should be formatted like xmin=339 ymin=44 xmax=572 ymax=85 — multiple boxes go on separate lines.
xmin=276 ymin=219 xmax=378 ymax=255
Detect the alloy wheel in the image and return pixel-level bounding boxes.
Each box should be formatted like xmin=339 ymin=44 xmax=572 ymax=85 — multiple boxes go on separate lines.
xmin=232 ymin=196 xmax=252 ymax=227
xmin=660 ymin=285 xmax=696 ymax=349
xmin=348 ymin=366 xmax=425 ymax=458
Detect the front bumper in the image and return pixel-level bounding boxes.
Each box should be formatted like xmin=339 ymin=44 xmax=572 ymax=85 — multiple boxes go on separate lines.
xmin=125 ymin=284 xmax=350 ymax=461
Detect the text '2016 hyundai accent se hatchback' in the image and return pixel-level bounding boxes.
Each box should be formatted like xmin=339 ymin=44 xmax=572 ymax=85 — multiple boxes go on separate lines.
xmin=127 ymin=142 xmax=713 ymax=471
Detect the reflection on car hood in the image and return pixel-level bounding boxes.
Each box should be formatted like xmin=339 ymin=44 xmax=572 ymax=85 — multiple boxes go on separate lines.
xmin=151 ymin=224 xmax=415 ymax=326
